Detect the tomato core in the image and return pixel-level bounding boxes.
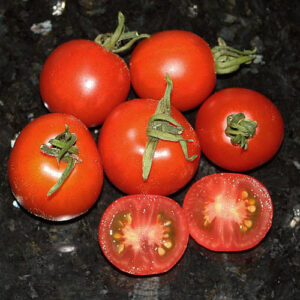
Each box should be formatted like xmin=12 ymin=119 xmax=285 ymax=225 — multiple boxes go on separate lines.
xmin=110 ymin=211 xmax=175 ymax=257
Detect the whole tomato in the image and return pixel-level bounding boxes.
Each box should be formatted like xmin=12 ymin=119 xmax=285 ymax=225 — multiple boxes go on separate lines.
xmin=195 ymin=88 xmax=284 ymax=171
xmin=40 ymin=12 xmax=148 ymax=127
xmin=8 ymin=113 xmax=103 ymax=221
xmin=98 ymin=75 xmax=200 ymax=195
xmin=130 ymin=30 xmax=256 ymax=111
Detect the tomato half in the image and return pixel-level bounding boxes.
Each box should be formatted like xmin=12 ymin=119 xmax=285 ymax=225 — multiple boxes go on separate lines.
xmin=183 ymin=173 xmax=273 ymax=252
xmin=8 ymin=113 xmax=103 ymax=221
xmin=98 ymin=99 xmax=200 ymax=195
xmin=195 ymin=88 xmax=284 ymax=171
xmin=98 ymin=194 xmax=189 ymax=275
xmin=40 ymin=40 xmax=130 ymax=127
xmin=129 ymin=30 xmax=216 ymax=111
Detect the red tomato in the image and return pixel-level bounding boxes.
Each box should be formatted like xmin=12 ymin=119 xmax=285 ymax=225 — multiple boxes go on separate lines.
xmin=98 ymin=194 xmax=189 ymax=275
xmin=129 ymin=30 xmax=216 ymax=111
xmin=195 ymin=88 xmax=284 ymax=171
xmin=40 ymin=40 xmax=130 ymax=127
xmin=183 ymin=173 xmax=273 ymax=252
xmin=8 ymin=113 xmax=103 ymax=221
xmin=98 ymin=99 xmax=200 ymax=195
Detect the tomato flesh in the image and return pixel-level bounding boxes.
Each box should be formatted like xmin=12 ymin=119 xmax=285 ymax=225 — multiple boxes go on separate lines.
xmin=98 ymin=195 xmax=189 ymax=275
xmin=183 ymin=173 xmax=273 ymax=252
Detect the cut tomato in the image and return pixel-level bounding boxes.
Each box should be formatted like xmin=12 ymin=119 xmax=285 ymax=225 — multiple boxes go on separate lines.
xmin=98 ymin=194 xmax=189 ymax=275
xmin=183 ymin=173 xmax=273 ymax=252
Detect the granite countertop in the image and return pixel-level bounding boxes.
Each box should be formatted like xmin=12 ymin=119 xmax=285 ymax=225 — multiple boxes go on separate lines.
xmin=0 ymin=0 xmax=299 ymax=299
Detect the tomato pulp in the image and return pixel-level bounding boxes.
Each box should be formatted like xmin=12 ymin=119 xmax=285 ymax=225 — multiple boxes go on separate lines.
xmin=183 ymin=173 xmax=273 ymax=252
xmin=98 ymin=194 xmax=189 ymax=275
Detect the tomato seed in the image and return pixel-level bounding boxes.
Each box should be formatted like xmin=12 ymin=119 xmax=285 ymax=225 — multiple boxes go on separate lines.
xmin=163 ymin=241 xmax=172 ymax=249
xmin=247 ymin=205 xmax=256 ymax=213
xmin=157 ymin=247 xmax=166 ymax=256
xmin=244 ymin=220 xmax=253 ymax=228
xmin=241 ymin=190 xmax=249 ymax=199
xmin=118 ymin=243 xmax=125 ymax=254
xmin=113 ymin=232 xmax=123 ymax=239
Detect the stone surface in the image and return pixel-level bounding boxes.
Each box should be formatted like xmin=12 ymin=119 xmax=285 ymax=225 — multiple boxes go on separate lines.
xmin=0 ymin=0 xmax=299 ymax=299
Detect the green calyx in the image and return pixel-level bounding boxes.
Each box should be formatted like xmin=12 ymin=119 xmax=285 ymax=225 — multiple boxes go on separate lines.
xmin=40 ymin=125 xmax=81 ymax=196
xmin=225 ymin=113 xmax=258 ymax=150
xmin=211 ymin=37 xmax=257 ymax=74
xmin=142 ymin=74 xmax=198 ymax=181
xmin=94 ymin=11 xmax=150 ymax=53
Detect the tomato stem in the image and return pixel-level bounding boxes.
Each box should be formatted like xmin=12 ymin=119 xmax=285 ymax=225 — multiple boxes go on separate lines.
xmin=225 ymin=113 xmax=258 ymax=150
xmin=212 ymin=38 xmax=257 ymax=74
xmin=94 ymin=11 xmax=150 ymax=53
xmin=40 ymin=124 xmax=81 ymax=196
xmin=142 ymin=74 xmax=198 ymax=181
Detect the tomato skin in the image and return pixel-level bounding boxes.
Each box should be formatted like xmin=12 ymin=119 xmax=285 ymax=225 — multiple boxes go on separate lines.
xmin=98 ymin=99 xmax=201 ymax=195
xmin=40 ymin=40 xmax=130 ymax=127
xmin=129 ymin=30 xmax=216 ymax=111
xmin=195 ymin=88 xmax=284 ymax=171
xmin=98 ymin=194 xmax=189 ymax=275
xmin=8 ymin=113 xmax=103 ymax=221
xmin=183 ymin=173 xmax=273 ymax=252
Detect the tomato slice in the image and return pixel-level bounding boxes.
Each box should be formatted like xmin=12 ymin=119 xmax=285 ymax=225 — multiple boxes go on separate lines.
xmin=98 ymin=194 xmax=189 ymax=275
xmin=183 ymin=173 xmax=273 ymax=252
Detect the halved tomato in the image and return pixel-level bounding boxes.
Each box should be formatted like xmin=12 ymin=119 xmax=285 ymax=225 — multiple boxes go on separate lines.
xmin=183 ymin=173 xmax=273 ymax=252
xmin=98 ymin=194 xmax=189 ymax=275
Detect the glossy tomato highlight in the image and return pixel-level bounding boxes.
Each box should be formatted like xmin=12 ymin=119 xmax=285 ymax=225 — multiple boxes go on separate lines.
xmin=183 ymin=173 xmax=273 ymax=252
xmin=8 ymin=113 xmax=103 ymax=221
xmin=98 ymin=194 xmax=189 ymax=275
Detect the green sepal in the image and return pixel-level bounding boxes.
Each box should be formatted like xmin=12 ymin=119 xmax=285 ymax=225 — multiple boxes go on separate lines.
xmin=142 ymin=74 xmax=198 ymax=181
xmin=225 ymin=113 xmax=258 ymax=150
xmin=40 ymin=124 xmax=81 ymax=196
xmin=212 ymin=37 xmax=257 ymax=74
xmin=94 ymin=11 xmax=150 ymax=53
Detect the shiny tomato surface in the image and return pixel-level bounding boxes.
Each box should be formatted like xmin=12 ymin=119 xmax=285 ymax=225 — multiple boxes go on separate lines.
xmin=8 ymin=113 xmax=103 ymax=221
xmin=129 ymin=30 xmax=216 ymax=111
xmin=40 ymin=40 xmax=130 ymax=127
xmin=183 ymin=173 xmax=273 ymax=252
xmin=98 ymin=194 xmax=189 ymax=275
xmin=98 ymin=99 xmax=200 ymax=195
xmin=195 ymin=88 xmax=284 ymax=171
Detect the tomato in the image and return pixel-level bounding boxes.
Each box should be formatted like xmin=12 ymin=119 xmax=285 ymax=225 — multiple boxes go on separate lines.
xmin=129 ymin=30 xmax=216 ymax=111
xmin=98 ymin=96 xmax=200 ymax=195
xmin=8 ymin=113 xmax=103 ymax=221
xmin=98 ymin=194 xmax=189 ymax=275
xmin=129 ymin=30 xmax=256 ymax=112
xmin=195 ymin=88 xmax=284 ymax=171
xmin=40 ymin=39 xmax=130 ymax=127
xmin=183 ymin=173 xmax=273 ymax=252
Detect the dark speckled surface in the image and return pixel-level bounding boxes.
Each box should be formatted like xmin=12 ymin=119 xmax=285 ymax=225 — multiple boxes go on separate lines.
xmin=0 ymin=0 xmax=299 ymax=299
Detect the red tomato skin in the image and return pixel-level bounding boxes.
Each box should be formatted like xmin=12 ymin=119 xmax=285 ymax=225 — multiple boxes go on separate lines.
xmin=183 ymin=173 xmax=273 ymax=252
xmin=129 ymin=30 xmax=216 ymax=111
xmin=98 ymin=194 xmax=189 ymax=275
xmin=8 ymin=113 xmax=103 ymax=221
xmin=195 ymin=88 xmax=284 ymax=171
xmin=98 ymin=99 xmax=201 ymax=195
xmin=40 ymin=40 xmax=130 ymax=127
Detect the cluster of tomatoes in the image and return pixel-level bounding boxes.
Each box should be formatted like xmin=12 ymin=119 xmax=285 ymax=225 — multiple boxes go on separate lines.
xmin=8 ymin=12 xmax=284 ymax=276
